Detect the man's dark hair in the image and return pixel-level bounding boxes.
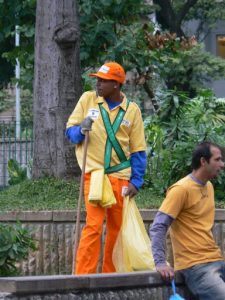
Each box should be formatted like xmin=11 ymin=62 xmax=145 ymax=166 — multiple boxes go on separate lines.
xmin=192 ymin=141 xmax=221 ymax=170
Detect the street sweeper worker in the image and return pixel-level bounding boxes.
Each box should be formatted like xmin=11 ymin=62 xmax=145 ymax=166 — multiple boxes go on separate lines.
xmin=66 ymin=62 xmax=147 ymax=274
xmin=150 ymin=141 xmax=225 ymax=300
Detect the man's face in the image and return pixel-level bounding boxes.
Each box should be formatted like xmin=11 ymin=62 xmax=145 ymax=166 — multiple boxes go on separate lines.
xmin=204 ymin=146 xmax=224 ymax=179
xmin=96 ymin=78 xmax=117 ymax=98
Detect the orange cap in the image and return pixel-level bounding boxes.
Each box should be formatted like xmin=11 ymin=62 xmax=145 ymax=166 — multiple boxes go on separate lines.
xmin=89 ymin=62 xmax=126 ymax=84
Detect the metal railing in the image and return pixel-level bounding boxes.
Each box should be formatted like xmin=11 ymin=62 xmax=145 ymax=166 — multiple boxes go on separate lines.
xmin=0 ymin=122 xmax=33 ymax=188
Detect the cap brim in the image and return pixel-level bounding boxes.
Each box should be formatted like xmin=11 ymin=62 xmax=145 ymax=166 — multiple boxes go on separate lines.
xmin=89 ymin=73 xmax=124 ymax=84
xmin=89 ymin=73 xmax=98 ymax=77
xmin=89 ymin=73 xmax=113 ymax=80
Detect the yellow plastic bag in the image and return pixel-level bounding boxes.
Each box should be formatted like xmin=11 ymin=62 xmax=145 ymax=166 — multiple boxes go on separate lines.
xmin=112 ymin=196 xmax=155 ymax=272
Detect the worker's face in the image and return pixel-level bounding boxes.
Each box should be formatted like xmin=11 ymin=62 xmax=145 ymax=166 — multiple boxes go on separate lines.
xmin=96 ymin=78 xmax=118 ymax=98
xmin=203 ymin=146 xmax=224 ymax=179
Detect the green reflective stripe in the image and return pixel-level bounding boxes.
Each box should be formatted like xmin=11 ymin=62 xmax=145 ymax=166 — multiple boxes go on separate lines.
xmin=99 ymin=101 xmax=130 ymax=172
xmin=104 ymin=139 xmax=112 ymax=169
xmin=105 ymin=160 xmax=131 ymax=174
xmin=104 ymin=106 xmax=127 ymax=168
xmin=100 ymin=106 xmax=127 ymax=168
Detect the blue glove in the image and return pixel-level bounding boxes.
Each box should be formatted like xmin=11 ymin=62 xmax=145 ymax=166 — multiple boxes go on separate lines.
xmin=169 ymin=280 xmax=185 ymax=300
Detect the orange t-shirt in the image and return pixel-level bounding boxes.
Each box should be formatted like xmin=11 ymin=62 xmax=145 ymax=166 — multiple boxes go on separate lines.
xmin=159 ymin=176 xmax=223 ymax=270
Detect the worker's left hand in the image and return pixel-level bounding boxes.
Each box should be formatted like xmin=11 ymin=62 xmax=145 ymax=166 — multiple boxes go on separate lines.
xmin=124 ymin=183 xmax=138 ymax=198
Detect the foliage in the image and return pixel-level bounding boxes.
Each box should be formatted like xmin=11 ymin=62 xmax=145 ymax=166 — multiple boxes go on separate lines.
xmin=0 ymin=87 xmax=33 ymax=126
xmin=144 ymin=1 xmax=225 ymax=98
xmin=20 ymin=89 xmax=33 ymax=126
xmin=0 ymin=0 xmax=225 ymax=103
xmin=0 ymin=177 xmax=80 ymax=211
xmin=78 ymin=0 xmax=160 ymax=107
xmin=79 ymin=0 xmax=153 ymax=69
xmin=0 ymin=0 xmax=225 ymax=188
xmin=0 ymin=0 xmax=36 ymax=90
xmin=142 ymin=30 xmax=225 ymax=97
xmin=0 ymin=89 xmax=14 ymax=112
xmin=145 ymin=89 xmax=225 ymax=197
xmin=0 ymin=176 xmax=162 ymax=211
xmin=153 ymin=0 xmax=225 ymax=39
xmin=0 ymin=39 xmax=14 ymax=88
xmin=7 ymin=159 xmax=27 ymax=186
xmin=187 ymin=0 xmax=225 ymax=39
xmin=0 ymin=222 xmax=36 ymax=276
xmin=79 ymin=0 xmax=225 ymax=101
xmin=0 ymin=119 xmax=33 ymax=141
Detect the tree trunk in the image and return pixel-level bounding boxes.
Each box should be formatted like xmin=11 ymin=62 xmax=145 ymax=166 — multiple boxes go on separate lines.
xmin=33 ymin=0 xmax=82 ymax=179
xmin=153 ymin=0 xmax=198 ymax=37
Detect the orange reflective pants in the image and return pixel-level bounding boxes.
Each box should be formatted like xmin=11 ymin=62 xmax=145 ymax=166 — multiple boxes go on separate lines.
xmin=74 ymin=173 xmax=128 ymax=274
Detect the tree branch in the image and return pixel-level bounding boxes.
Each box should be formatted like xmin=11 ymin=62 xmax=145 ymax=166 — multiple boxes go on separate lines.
xmin=177 ymin=0 xmax=199 ymax=25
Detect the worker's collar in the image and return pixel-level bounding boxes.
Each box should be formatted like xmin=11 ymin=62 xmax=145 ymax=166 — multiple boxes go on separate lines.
xmin=189 ymin=173 xmax=206 ymax=186
xmin=96 ymin=92 xmax=128 ymax=111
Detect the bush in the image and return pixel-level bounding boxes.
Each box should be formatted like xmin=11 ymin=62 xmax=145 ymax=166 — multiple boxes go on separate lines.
xmin=0 ymin=222 xmax=36 ymax=276
xmin=145 ymin=89 xmax=225 ymax=197
xmin=7 ymin=159 xmax=27 ymax=186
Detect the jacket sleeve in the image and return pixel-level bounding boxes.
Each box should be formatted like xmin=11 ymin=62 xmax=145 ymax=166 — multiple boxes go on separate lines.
xmin=130 ymin=151 xmax=147 ymax=189
xmin=65 ymin=125 xmax=85 ymax=144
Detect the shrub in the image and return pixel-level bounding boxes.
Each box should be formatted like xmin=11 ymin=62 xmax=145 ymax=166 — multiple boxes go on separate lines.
xmin=0 ymin=222 xmax=36 ymax=276
xmin=145 ymin=89 xmax=225 ymax=197
xmin=7 ymin=159 xmax=27 ymax=186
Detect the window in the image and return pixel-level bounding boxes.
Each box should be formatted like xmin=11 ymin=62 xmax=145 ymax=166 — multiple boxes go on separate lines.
xmin=217 ymin=35 xmax=225 ymax=59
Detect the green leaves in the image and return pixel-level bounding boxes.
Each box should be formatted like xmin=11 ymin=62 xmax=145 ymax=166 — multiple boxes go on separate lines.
xmin=1 ymin=0 xmax=224 ymax=100
xmin=145 ymin=89 xmax=225 ymax=196
xmin=79 ymin=0 xmax=152 ymax=70
xmin=0 ymin=0 xmax=36 ymax=89
xmin=7 ymin=159 xmax=27 ymax=186
xmin=149 ymin=42 xmax=225 ymax=97
xmin=0 ymin=222 xmax=36 ymax=276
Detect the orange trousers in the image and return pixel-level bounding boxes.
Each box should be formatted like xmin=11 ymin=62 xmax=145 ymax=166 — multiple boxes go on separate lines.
xmin=74 ymin=173 xmax=128 ymax=274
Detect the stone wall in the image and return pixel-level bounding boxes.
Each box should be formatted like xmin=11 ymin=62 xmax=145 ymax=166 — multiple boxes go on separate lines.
xmin=1 ymin=209 xmax=225 ymax=276
xmin=0 ymin=272 xmax=193 ymax=300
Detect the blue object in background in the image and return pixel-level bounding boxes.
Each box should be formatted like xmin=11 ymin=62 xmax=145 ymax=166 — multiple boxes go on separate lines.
xmin=169 ymin=280 xmax=185 ymax=300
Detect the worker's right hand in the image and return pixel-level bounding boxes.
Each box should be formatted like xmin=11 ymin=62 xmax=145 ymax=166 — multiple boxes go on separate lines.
xmin=80 ymin=116 xmax=94 ymax=134
xmin=156 ymin=263 xmax=174 ymax=281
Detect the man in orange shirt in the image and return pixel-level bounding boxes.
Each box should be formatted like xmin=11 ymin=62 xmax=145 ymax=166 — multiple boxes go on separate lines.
xmin=66 ymin=62 xmax=146 ymax=274
xmin=150 ymin=141 xmax=225 ymax=300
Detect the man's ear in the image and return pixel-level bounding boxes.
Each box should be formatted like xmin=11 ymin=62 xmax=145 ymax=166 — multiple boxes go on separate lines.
xmin=200 ymin=157 xmax=207 ymax=166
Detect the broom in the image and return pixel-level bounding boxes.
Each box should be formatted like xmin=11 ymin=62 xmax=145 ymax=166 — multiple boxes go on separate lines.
xmin=72 ymin=131 xmax=89 ymax=274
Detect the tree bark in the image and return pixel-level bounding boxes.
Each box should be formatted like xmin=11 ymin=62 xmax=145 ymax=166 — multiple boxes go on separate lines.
xmin=33 ymin=0 xmax=82 ymax=179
